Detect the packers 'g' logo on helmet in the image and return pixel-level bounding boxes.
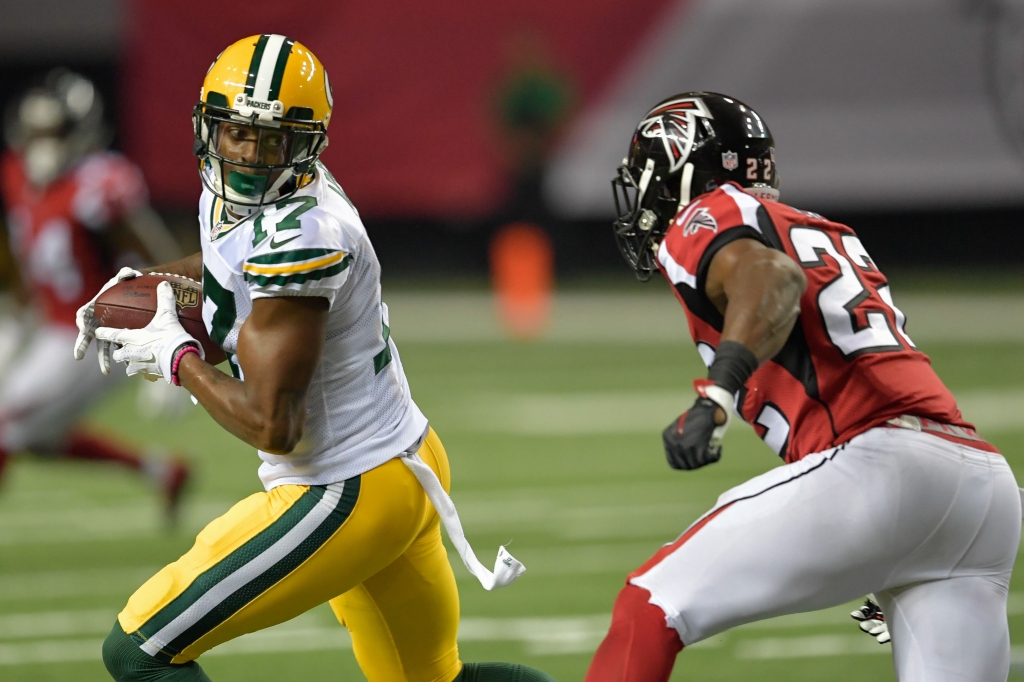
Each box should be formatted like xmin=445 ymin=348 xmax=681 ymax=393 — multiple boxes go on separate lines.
xmin=193 ymin=35 xmax=333 ymax=216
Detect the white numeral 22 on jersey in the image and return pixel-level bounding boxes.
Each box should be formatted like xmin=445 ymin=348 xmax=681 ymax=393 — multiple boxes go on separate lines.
xmin=789 ymin=227 xmax=914 ymax=358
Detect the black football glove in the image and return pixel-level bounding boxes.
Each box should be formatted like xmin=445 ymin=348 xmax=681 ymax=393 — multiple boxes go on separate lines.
xmin=662 ymin=379 xmax=733 ymax=471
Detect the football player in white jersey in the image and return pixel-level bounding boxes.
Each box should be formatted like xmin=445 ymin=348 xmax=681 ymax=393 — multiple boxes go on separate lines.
xmin=73 ymin=35 xmax=557 ymax=682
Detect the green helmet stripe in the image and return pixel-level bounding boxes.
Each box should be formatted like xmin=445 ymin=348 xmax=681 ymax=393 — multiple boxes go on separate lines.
xmin=244 ymin=34 xmax=270 ymax=97
xmin=267 ymin=38 xmax=294 ymax=102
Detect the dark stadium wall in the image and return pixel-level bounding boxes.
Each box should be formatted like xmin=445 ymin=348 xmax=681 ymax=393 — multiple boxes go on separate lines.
xmin=120 ymin=0 xmax=676 ymax=217
xmin=545 ymin=0 xmax=1024 ymax=218
xmin=2 ymin=0 xmax=1020 ymax=273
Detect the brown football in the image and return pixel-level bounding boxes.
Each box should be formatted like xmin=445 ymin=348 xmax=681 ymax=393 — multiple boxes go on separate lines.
xmin=94 ymin=273 xmax=228 ymax=366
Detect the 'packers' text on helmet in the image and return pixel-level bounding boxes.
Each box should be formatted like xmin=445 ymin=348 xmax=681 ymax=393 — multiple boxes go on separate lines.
xmin=611 ymin=92 xmax=779 ymax=280
xmin=193 ymin=34 xmax=333 ymax=216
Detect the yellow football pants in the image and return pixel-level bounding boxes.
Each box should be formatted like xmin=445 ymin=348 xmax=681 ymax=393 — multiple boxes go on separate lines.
xmin=117 ymin=428 xmax=461 ymax=682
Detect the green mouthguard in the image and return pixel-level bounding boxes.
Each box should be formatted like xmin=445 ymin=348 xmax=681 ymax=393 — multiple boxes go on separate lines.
xmin=227 ymin=170 xmax=267 ymax=196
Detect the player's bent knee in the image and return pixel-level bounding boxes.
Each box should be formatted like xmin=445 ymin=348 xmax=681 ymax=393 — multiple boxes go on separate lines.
xmin=103 ymin=621 xmax=147 ymax=681
xmin=584 ymin=583 xmax=682 ymax=682
xmin=102 ymin=621 xmax=211 ymax=682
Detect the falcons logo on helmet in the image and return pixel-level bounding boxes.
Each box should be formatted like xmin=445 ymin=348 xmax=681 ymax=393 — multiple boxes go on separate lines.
xmin=638 ymin=97 xmax=713 ymax=173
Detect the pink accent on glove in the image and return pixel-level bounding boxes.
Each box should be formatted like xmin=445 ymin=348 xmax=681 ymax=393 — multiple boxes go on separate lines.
xmin=171 ymin=345 xmax=201 ymax=386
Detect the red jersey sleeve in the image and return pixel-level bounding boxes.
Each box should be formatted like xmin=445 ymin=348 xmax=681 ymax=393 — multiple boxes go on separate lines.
xmin=71 ymin=153 xmax=149 ymax=230
xmin=656 ymin=183 xmax=773 ymax=316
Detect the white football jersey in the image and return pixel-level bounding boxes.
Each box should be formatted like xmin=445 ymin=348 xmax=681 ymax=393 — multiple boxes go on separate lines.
xmin=198 ymin=163 xmax=427 ymax=489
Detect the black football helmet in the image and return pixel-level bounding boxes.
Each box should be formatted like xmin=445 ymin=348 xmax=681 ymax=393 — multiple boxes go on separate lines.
xmin=612 ymin=92 xmax=779 ymax=280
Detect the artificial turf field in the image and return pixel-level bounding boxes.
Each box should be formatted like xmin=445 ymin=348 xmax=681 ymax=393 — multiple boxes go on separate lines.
xmin=0 ymin=289 xmax=1022 ymax=681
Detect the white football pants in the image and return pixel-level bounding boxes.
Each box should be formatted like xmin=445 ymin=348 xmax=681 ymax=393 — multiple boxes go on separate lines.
xmin=0 ymin=325 xmax=123 ymax=452
xmin=631 ymin=426 xmax=1021 ymax=682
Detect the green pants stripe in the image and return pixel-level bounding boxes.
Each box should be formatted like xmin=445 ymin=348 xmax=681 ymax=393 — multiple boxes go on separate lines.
xmin=132 ymin=479 xmax=360 ymax=662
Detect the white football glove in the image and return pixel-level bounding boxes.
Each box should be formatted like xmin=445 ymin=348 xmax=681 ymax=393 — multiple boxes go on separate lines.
xmin=851 ymin=597 xmax=890 ymax=644
xmin=74 ymin=266 xmax=142 ymax=374
xmin=95 ymin=281 xmax=204 ymax=384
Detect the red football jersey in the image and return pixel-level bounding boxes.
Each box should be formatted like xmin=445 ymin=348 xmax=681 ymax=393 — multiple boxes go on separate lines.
xmin=657 ymin=182 xmax=986 ymax=462
xmin=0 ymin=151 xmax=147 ymax=327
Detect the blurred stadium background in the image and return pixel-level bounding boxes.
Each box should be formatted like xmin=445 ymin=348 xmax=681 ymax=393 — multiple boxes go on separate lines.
xmin=0 ymin=0 xmax=1023 ymax=680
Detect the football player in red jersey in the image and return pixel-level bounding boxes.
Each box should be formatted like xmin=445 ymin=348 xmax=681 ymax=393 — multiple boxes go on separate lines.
xmin=585 ymin=93 xmax=1021 ymax=682
xmin=0 ymin=69 xmax=191 ymax=521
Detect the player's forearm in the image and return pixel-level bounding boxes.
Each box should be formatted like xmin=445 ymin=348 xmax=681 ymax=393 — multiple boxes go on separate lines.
xmin=720 ymin=249 xmax=806 ymax=363
xmin=177 ymin=353 xmax=307 ymax=454
xmin=142 ymin=252 xmax=203 ymax=282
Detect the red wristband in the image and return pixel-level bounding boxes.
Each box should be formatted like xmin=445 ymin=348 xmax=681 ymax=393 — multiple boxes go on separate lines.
xmin=171 ymin=344 xmax=201 ymax=386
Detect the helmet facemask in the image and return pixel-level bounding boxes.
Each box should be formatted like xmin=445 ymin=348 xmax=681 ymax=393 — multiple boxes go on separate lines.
xmin=611 ymin=158 xmax=679 ymax=281
xmin=193 ymin=99 xmax=327 ymax=217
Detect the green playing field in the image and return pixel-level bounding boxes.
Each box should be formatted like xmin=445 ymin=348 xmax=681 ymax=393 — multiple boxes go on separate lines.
xmin=0 ymin=290 xmax=1022 ymax=681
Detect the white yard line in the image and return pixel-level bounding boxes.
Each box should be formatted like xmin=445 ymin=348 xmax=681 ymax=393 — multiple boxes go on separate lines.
xmin=443 ymin=388 xmax=1024 ymax=436
xmin=459 ymin=615 xmax=612 ymax=655
xmin=0 ymin=478 xmax=709 ymax=549
xmin=0 ymin=612 xmax=615 ymax=665
xmin=735 ymin=634 xmax=890 ymax=659
xmin=0 ymin=567 xmax=159 ymax=602
xmin=0 ymin=501 xmax=231 ymax=547
xmin=0 ymin=637 xmax=105 ymax=666
xmin=452 ymin=391 xmax=694 ymax=436
xmin=955 ymin=389 xmax=1024 ymax=432
xmin=447 ymin=541 xmax=664 ymax=580
xmin=3 ymin=596 xmax=1024 ymax=666
xmin=0 ymin=609 xmax=115 ymax=639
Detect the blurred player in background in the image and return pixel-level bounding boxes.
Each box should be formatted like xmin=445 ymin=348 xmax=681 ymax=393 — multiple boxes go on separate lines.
xmin=0 ymin=68 xmax=190 ymax=521
xmin=586 ymin=92 xmax=1020 ymax=682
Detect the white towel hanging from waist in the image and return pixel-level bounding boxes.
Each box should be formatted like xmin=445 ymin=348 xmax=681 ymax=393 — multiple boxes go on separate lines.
xmin=401 ymin=452 xmax=525 ymax=590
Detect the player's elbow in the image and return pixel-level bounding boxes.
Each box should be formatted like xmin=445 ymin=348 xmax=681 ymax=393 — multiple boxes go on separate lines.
xmin=256 ymin=429 xmax=302 ymax=455
xmin=751 ymin=250 xmax=806 ymax=309
xmin=253 ymin=416 xmax=305 ymax=455
xmin=772 ymin=256 xmax=806 ymax=323
xmin=783 ymin=257 xmax=807 ymax=295
xmin=761 ymin=250 xmax=806 ymax=295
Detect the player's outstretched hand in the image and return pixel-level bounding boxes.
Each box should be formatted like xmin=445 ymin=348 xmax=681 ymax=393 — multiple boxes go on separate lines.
xmin=662 ymin=379 xmax=733 ymax=470
xmin=74 ymin=266 xmax=142 ymax=373
xmin=95 ymin=281 xmax=204 ymax=384
xmin=851 ymin=597 xmax=890 ymax=644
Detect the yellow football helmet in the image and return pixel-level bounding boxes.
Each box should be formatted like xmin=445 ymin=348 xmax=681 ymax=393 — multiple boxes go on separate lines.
xmin=193 ymin=34 xmax=333 ymax=215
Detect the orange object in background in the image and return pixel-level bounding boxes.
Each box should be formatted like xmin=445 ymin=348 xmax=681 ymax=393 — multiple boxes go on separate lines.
xmin=490 ymin=222 xmax=554 ymax=340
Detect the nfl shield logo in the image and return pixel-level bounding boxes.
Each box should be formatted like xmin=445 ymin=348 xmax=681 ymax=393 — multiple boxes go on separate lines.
xmin=722 ymin=151 xmax=739 ymax=171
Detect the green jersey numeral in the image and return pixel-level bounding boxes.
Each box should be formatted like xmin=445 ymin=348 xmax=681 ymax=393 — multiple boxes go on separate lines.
xmin=319 ymin=164 xmax=357 ymax=213
xmin=252 ymin=214 xmax=267 ymax=247
xmin=203 ymin=266 xmax=240 ymax=377
xmin=252 ymin=196 xmax=319 ymax=248
xmin=373 ymin=306 xmax=393 ymax=375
